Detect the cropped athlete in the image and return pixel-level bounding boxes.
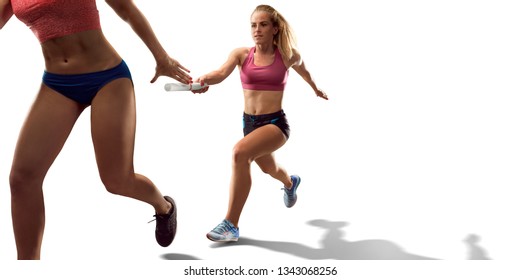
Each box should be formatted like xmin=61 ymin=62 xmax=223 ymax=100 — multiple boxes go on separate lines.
xmin=1 ymin=0 xmax=191 ymax=259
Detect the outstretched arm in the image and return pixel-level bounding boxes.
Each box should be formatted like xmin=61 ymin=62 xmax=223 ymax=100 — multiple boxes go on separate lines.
xmin=105 ymin=0 xmax=191 ymax=84
xmin=291 ymin=50 xmax=328 ymax=100
xmin=191 ymin=47 xmax=247 ymax=94
xmin=0 ymin=0 xmax=13 ymax=30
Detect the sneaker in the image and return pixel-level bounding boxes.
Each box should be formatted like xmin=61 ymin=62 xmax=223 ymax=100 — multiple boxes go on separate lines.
xmin=283 ymin=175 xmax=301 ymax=208
xmin=207 ymin=219 xmax=239 ymax=242
xmin=152 ymin=196 xmax=177 ymax=247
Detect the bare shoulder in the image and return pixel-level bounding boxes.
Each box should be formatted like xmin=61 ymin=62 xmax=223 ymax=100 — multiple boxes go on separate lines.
xmin=231 ymin=47 xmax=250 ymax=58
xmin=230 ymin=47 xmax=250 ymax=65
xmin=286 ymin=48 xmax=302 ymax=68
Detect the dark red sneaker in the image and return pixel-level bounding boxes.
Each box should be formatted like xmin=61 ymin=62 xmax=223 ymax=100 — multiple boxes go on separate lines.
xmin=153 ymin=196 xmax=177 ymax=247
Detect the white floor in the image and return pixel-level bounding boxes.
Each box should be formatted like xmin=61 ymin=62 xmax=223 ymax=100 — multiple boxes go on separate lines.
xmin=1 ymin=1 xmax=519 ymax=279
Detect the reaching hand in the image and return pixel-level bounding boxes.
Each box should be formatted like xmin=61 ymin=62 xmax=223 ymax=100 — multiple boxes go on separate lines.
xmin=150 ymin=56 xmax=192 ymax=84
xmin=316 ymin=88 xmax=329 ymax=100
xmin=191 ymin=78 xmax=209 ymax=94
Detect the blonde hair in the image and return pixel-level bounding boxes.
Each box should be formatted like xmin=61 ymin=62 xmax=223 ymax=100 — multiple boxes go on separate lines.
xmin=252 ymin=5 xmax=297 ymax=60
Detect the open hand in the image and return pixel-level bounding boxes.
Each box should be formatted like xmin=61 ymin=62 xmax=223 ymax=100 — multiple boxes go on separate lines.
xmin=151 ymin=56 xmax=192 ymax=84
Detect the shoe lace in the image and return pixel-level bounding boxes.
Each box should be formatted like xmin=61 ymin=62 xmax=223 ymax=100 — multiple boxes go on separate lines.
xmin=213 ymin=221 xmax=232 ymax=234
xmin=147 ymin=213 xmax=168 ymax=224
xmin=282 ymin=187 xmax=294 ymax=198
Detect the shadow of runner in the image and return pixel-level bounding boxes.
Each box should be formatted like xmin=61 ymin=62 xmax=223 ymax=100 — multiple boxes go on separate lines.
xmin=211 ymin=237 xmax=327 ymax=259
xmin=161 ymin=253 xmax=202 ymax=260
xmin=463 ymin=234 xmax=492 ymax=260
xmin=211 ymin=219 xmax=438 ymax=260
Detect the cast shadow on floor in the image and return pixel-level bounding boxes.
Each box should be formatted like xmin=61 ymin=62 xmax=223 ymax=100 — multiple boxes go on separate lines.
xmin=463 ymin=233 xmax=492 ymax=260
xmin=210 ymin=219 xmax=437 ymax=260
xmin=161 ymin=253 xmax=201 ymax=260
xmin=210 ymin=219 xmax=493 ymax=260
xmin=161 ymin=219 xmax=491 ymax=260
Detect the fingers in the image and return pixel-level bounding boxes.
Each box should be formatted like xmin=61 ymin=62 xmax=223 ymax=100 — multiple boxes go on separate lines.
xmin=191 ymin=80 xmax=209 ymax=94
xmin=152 ymin=67 xmax=192 ymax=84
xmin=166 ymin=65 xmax=192 ymax=84
xmin=151 ymin=56 xmax=193 ymax=84
xmin=170 ymin=59 xmax=192 ymax=83
xmin=316 ymin=89 xmax=329 ymax=100
xmin=150 ymin=73 xmax=159 ymax=83
xmin=177 ymin=62 xmax=191 ymax=73
xmin=191 ymin=86 xmax=209 ymax=94
xmin=172 ymin=73 xmax=191 ymax=84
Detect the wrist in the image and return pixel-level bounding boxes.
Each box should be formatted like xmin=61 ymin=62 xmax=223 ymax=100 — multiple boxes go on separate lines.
xmin=152 ymin=50 xmax=169 ymax=64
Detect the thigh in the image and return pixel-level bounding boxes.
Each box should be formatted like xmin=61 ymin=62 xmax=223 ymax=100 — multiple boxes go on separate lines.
xmin=11 ymin=85 xmax=85 ymax=178
xmin=90 ymin=78 xmax=136 ymax=177
xmin=237 ymin=124 xmax=287 ymax=161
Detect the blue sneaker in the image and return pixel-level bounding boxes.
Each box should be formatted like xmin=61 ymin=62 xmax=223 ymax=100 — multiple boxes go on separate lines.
xmin=207 ymin=219 xmax=239 ymax=242
xmin=283 ymin=175 xmax=301 ymax=208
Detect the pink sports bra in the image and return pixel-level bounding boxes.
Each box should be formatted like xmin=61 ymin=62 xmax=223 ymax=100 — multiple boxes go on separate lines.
xmin=11 ymin=0 xmax=101 ymax=43
xmin=240 ymin=47 xmax=288 ymax=91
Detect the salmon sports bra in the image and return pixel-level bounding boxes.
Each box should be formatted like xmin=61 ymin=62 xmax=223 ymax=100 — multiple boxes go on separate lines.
xmin=11 ymin=0 xmax=101 ymax=43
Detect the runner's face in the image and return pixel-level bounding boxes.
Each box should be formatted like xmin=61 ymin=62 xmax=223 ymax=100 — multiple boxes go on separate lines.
xmin=250 ymin=12 xmax=278 ymax=44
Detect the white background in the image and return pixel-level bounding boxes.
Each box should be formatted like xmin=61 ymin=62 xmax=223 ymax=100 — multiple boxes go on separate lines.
xmin=0 ymin=0 xmax=519 ymax=278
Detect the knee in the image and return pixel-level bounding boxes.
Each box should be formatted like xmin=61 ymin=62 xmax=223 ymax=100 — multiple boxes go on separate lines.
xmin=99 ymin=173 xmax=132 ymax=195
xmin=231 ymin=143 xmax=254 ymax=165
xmin=9 ymin=167 xmax=44 ymax=196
